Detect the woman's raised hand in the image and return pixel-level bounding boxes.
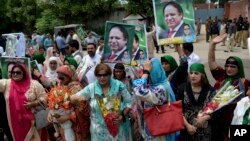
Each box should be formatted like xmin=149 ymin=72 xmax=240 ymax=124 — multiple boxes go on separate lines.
xmin=143 ymin=60 xmax=152 ymax=71
xmin=212 ymin=33 xmax=227 ymax=44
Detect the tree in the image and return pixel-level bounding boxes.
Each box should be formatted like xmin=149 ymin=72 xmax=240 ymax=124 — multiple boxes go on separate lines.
xmin=35 ymin=9 xmax=63 ymax=34
xmin=0 ymin=0 xmax=10 ymax=33
xmin=1 ymin=0 xmax=120 ymax=33
xmin=125 ymin=0 xmax=154 ymax=21
xmin=6 ymin=0 xmax=42 ymax=33
xmin=37 ymin=0 xmax=119 ymax=24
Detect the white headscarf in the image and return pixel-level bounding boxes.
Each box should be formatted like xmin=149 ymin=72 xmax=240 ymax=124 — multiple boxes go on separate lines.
xmin=45 ymin=47 xmax=54 ymax=61
xmin=45 ymin=56 xmax=59 ymax=81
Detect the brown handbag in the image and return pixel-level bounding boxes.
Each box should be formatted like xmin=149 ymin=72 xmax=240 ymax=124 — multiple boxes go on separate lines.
xmin=143 ymin=100 xmax=184 ymax=136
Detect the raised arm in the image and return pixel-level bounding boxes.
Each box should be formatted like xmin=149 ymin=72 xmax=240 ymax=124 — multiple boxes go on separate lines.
xmin=175 ymin=44 xmax=184 ymax=57
xmin=208 ymin=33 xmax=227 ymax=70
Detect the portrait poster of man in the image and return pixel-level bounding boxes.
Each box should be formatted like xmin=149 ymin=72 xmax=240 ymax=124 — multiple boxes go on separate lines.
xmin=153 ymin=0 xmax=196 ymax=45
xmin=103 ymin=21 xmax=135 ymax=64
xmin=131 ymin=25 xmax=148 ymax=67
xmin=0 ymin=56 xmax=31 ymax=79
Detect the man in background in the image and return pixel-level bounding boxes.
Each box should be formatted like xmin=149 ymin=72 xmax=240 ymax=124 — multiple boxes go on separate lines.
xmin=77 ymin=43 xmax=101 ymax=84
xmin=68 ymin=40 xmax=83 ymax=65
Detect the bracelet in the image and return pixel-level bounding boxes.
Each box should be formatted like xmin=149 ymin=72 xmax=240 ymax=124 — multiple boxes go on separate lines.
xmin=143 ymin=69 xmax=150 ymax=75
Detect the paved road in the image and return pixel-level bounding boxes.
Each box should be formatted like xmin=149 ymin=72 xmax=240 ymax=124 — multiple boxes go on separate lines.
xmin=154 ymin=25 xmax=250 ymax=85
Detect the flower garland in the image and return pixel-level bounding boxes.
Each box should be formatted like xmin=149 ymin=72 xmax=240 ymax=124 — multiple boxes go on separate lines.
xmin=47 ymin=86 xmax=73 ymax=110
xmin=96 ymin=94 xmax=121 ymax=138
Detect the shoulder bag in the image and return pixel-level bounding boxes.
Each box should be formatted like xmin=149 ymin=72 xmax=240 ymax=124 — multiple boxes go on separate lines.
xmin=143 ymin=93 xmax=184 ymax=136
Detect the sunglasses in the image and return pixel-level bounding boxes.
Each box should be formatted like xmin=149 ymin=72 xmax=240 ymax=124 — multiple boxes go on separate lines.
xmin=11 ymin=71 xmax=23 ymax=75
xmin=225 ymin=65 xmax=237 ymax=68
xmin=58 ymin=76 xmax=65 ymax=80
xmin=96 ymin=73 xmax=109 ymax=77
xmin=52 ymin=51 xmax=57 ymax=54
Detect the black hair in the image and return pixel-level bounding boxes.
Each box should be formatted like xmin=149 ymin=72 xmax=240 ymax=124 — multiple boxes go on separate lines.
xmin=113 ymin=63 xmax=126 ymax=79
xmin=39 ymin=46 xmax=46 ymax=51
xmin=87 ymin=31 xmax=91 ymax=34
xmin=183 ymin=43 xmax=194 ymax=52
xmin=109 ymin=25 xmax=128 ymax=40
xmin=68 ymin=40 xmax=79 ymax=50
xmin=87 ymin=43 xmax=97 ymax=49
xmin=99 ymin=36 xmax=104 ymax=41
xmin=163 ymin=1 xmax=183 ymax=16
xmin=57 ymin=31 xmax=62 ymax=36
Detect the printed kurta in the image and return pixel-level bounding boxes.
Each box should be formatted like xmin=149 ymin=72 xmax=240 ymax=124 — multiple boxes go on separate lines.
xmin=75 ymin=78 xmax=133 ymax=141
xmin=177 ymin=82 xmax=215 ymax=141
xmin=0 ymin=79 xmax=47 ymax=141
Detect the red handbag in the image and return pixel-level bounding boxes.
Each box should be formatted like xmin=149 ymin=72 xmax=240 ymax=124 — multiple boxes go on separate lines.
xmin=143 ymin=100 xmax=184 ymax=136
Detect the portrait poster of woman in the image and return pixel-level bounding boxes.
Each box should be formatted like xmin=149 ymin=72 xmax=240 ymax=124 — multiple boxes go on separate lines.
xmin=0 ymin=56 xmax=31 ymax=79
xmin=153 ymin=0 xmax=196 ymax=45
xmin=131 ymin=25 xmax=148 ymax=67
xmin=103 ymin=21 xmax=135 ymax=64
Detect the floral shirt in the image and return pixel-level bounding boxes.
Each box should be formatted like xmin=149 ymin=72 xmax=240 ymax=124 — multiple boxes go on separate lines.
xmin=133 ymin=78 xmax=175 ymax=141
xmin=133 ymin=78 xmax=168 ymax=107
xmin=76 ymin=79 xmax=132 ymax=141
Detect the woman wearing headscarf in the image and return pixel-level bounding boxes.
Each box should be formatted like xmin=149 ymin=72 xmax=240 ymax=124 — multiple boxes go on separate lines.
xmin=176 ymin=63 xmax=215 ymax=141
xmin=208 ymin=34 xmax=250 ymax=141
xmin=44 ymin=47 xmax=63 ymax=72
xmin=33 ymin=56 xmax=60 ymax=89
xmin=33 ymin=52 xmax=46 ymax=74
xmin=113 ymin=63 xmax=132 ymax=92
xmin=70 ymin=63 xmax=133 ymax=141
xmin=133 ymin=58 xmax=176 ymax=141
xmin=47 ymin=65 xmax=90 ymax=141
xmin=0 ymin=64 xmax=47 ymax=141
xmin=113 ymin=63 xmax=140 ymax=140
xmin=45 ymin=57 xmax=60 ymax=84
xmin=161 ymin=46 xmax=188 ymax=95
xmin=64 ymin=56 xmax=78 ymax=70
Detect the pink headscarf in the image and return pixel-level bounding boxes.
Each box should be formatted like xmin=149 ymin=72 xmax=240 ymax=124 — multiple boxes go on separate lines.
xmin=9 ymin=64 xmax=34 ymax=141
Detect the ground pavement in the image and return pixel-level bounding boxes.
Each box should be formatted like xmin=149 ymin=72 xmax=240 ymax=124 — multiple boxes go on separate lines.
xmin=154 ymin=25 xmax=250 ymax=85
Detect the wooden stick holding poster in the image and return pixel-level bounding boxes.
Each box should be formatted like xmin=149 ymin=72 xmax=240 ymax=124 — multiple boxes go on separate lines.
xmin=0 ymin=56 xmax=31 ymax=79
xmin=153 ymin=0 xmax=196 ymax=45
xmin=103 ymin=21 xmax=135 ymax=64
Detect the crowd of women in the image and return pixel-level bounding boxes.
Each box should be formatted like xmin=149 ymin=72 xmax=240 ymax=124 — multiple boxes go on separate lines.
xmin=0 ymin=32 xmax=250 ymax=141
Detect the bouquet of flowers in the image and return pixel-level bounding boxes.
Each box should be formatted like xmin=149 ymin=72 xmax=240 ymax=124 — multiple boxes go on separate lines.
xmin=47 ymin=86 xmax=75 ymax=141
xmin=199 ymin=81 xmax=243 ymax=117
xmin=96 ymin=94 xmax=121 ymax=138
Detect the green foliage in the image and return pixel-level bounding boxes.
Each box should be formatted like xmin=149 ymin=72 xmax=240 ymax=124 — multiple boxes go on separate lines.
xmin=1 ymin=0 xmax=128 ymax=34
xmin=35 ymin=9 xmax=63 ymax=34
xmin=125 ymin=0 xmax=154 ymax=18
xmin=0 ymin=0 xmax=10 ymax=33
xmin=6 ymin=0 xmax=42 ymax=32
